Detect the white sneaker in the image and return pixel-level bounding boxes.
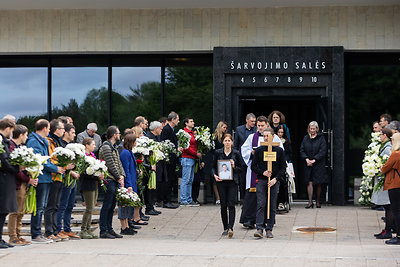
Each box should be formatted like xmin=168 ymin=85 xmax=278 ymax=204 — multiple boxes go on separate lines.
xmin=216 ymin=200 xmax=220 ymax=205
xmin=31 ymin=236 xmax=52 ymax=244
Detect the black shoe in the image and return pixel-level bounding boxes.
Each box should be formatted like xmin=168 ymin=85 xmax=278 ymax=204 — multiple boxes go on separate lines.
xmin=128 ymin=220 xmax=142 ymax=229
xmin=155 ymin=201 xmax=163 ymax=207
xmin=141 ymin=215 xmax=150 ymax=220
xmin=385 ymin=237 xmax=400 ymax=245
xmin=243 ymin=221 xmax=255 ymax=229
xmin=163 ymin=202 xmax=178 ymax=209
xmin=305 ymin=203 xmax=314 ymax=209
xmin=376 ymin=230 xmax=392 ymax=239
xmin=133 ymin=220 xmax=148 ymax=225
xmin=154 ymin=209 xmax=162 ymax=214
xmin=120 ymin=228 xmax=137 ymax=235
xmin=1 ymin=240 xmax=14 ymax=248
xmin=254 ymin=229 xmax=263 ymax=238
xmin=374 ymin=229 xmax=385 ymax=237
xmin=0 ymin=241 xmax=8 ymax=249
xmin=100 ymin=232 xmax=116 ymax=239
xmin=109 ymin=229 xmax=123 ymax=238
xmin=145 ymin=209 xmax=160 ymax=216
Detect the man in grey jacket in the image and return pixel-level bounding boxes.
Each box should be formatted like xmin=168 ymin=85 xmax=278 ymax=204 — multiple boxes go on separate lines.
xmin=98 ymin=126 xmax=125 ymax=239
xmin=76 ymin=123 xmax=102 ymax=155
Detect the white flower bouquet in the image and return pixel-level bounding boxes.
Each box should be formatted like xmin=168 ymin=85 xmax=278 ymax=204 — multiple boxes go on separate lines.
xmin=359 ymin=132 xmax=383 ymax=206
xmin=10 ymin=145 xmax=50 ymax=215
xmin=132 ymin=136 xmax=152 ymax=155
xmin=160 ymin=140 xmax=177 ymax=162
xmin=52 ymin=147 xmax=76 ymax=186
xmin=85 ymin=156 xmax=109 ymax=191
xmin=195 ymin=126 xmax=215 ymax=154
xmin=115 ymin=187 xmax=142 ymax=207
xmin=177 ymin=129 xmax=191 ymax=149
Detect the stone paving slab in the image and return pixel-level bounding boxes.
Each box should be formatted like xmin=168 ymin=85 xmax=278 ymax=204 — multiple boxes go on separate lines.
xmin=0 ymin=204 xmax=399 ymax=266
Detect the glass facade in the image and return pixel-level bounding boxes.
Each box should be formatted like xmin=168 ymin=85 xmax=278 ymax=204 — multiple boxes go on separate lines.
xmin=112 ymin=67 xmax=161 ymax=131
xmin=0 ymin=68 xmax=47 ymax=129
xmin=52 ymin=67 xmax=108 ymax=133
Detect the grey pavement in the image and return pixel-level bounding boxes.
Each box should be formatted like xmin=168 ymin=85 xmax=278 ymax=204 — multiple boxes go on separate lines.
xmin=0 ymin=204 xmax=399 ymax=267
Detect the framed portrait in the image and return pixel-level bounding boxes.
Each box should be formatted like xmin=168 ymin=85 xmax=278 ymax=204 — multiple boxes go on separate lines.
xmin=218 ymin=160 xmax=233 ymax=180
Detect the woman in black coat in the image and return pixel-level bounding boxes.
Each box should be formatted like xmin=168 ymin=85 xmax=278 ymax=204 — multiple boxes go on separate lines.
xmin=0 ymin=121 xmax=20 ymax=248
xmin=300 ymin=121 xmax=327 ymax=209
xmin=211 ymin=134 xmax=244 ymax=238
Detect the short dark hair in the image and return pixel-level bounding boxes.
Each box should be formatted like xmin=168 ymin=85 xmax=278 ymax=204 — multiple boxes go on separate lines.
xmin=256 ymin=116 xmax=269 ymax=124
xmin=106 ymin=126 xmax=119 ymax=140
xmin=123 ymin=134 xmax=137 ymax=151
xmin=380 ymin=113 xmax=392 ymax=123
xmin=35 ymin=119 xmax=49 ymax=131
xmin=64 ymin=123 xmax=75 ymax=133
xmin=50 ymin=119 xmax=63 ymax=133
xmin=134 ymin=116 xmax=145 ymax=126
xmin=159 ymin=117 xmax=167 ymax=124
xmin=382 ymin=127 xmax=393 ymax=139
xmin=57 ymin=116 xmax=69 ymax=124
xmin=183 ymin=117 xmax=193 ymax=125
xmin=167 ymin=111 xmax=179 ymax=121
xmin=0 ymin=118 xmax=15 ymax=131
xmin=13 ymin=124 xmax=28 ymax=138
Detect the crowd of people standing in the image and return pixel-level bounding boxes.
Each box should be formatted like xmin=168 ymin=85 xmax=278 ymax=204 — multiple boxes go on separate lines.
xmin=0 ymin=108 xmax=333 ymax=248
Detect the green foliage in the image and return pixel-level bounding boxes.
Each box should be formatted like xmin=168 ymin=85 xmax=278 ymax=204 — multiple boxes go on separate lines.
xmin=348 ymin=66 xmax=400 ymax=149
xmin=165 ymin=67 xmax=213 ymax=129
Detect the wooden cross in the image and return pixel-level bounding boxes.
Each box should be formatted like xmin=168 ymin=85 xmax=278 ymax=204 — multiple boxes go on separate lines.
xmin=260 ymin=134 xmax=280 ymax=219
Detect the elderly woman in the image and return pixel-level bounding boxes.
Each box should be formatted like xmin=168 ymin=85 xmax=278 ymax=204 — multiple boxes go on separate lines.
xmin=381 ymin=133 xmax=400 ymax=245
xmin=300 ymin=121 xmax=327 ymax=208
xmin=372 ymin=128 xmax=394 ymax=239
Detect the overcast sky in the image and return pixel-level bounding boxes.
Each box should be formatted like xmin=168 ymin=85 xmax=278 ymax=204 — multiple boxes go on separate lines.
xmin=0 ymin=67 xmax=161 ymax=119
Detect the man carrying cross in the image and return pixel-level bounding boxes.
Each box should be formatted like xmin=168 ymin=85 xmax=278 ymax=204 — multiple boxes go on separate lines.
xmin=240 ymin=116 xmax=283 ymax=229
xmin=251 ymin=127 xmax=286 ymax=238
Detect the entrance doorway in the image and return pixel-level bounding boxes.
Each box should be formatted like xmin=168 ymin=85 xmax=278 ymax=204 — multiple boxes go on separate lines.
xmin=239 ymin=96 xmax=327 ymax=199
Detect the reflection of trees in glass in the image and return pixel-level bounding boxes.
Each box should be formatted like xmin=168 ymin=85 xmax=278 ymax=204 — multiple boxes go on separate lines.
xmin=349 ymin=66 xmax=400 ymax=149
xmin=17 ymin=66 xmax=213 ymax=134
xmin=166 ymin=67 xmax=213 ymax=129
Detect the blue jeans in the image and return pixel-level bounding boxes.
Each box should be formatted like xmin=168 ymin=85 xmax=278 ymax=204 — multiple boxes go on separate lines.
xmin=180 ymin=158 xmax=195 ymax=204
xmin=31 ymin=183 xmax=51 ymax=238
xmin=99 ymin=179 xmax=118 ymax=233
xmin=57 ymin=183 xmax=77 ymax=233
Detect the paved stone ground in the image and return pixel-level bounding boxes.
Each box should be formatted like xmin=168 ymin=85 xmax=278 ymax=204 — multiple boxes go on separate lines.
xmin=0 ymin=204 xmax=399 ymax=267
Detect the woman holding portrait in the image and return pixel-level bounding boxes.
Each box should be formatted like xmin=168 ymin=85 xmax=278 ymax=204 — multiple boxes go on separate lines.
xmin=212 ymin=134 xmax=244 ymax=238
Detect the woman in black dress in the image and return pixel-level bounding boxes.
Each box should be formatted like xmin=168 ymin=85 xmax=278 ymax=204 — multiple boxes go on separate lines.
xmin=212 ymin=134 xmax=244 ymax=238
xmin=300 ymin=121 xmax=327 ymax=208
xmin=212 ymin=121 xmax=228 ymax=204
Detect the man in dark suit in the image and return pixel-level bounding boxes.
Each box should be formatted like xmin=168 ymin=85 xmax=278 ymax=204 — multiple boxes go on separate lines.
xmin=146 ymin=121 xmax=163 ymax=215
xmin=159 ymin=112 xmax=182 ymax=209
xmin=234 ymin=113 xmax=256 ymax=201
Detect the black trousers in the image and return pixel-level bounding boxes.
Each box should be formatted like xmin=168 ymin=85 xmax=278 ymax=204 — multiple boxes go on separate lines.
xmin=145 ymin=189 xmax=156 ymax=212
xmin=192 ymin=181 xmax=200 ymax=202
xmin=384 ymin=204 xmax=395 ymax=232
xmin=389 ymin=188 xmax=400 ymax=236
xmin=239 ymin=190 xmax=257 ymax=224
xmin=0 ymin=213 xmax=7 ymax=240
xmin=217 ymin=181 xmax=237 ymax=230
xmin=44 ymin=181 xmax=63 ymax=236
xmin=256 ymin=179 xmax=280 ymax=231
